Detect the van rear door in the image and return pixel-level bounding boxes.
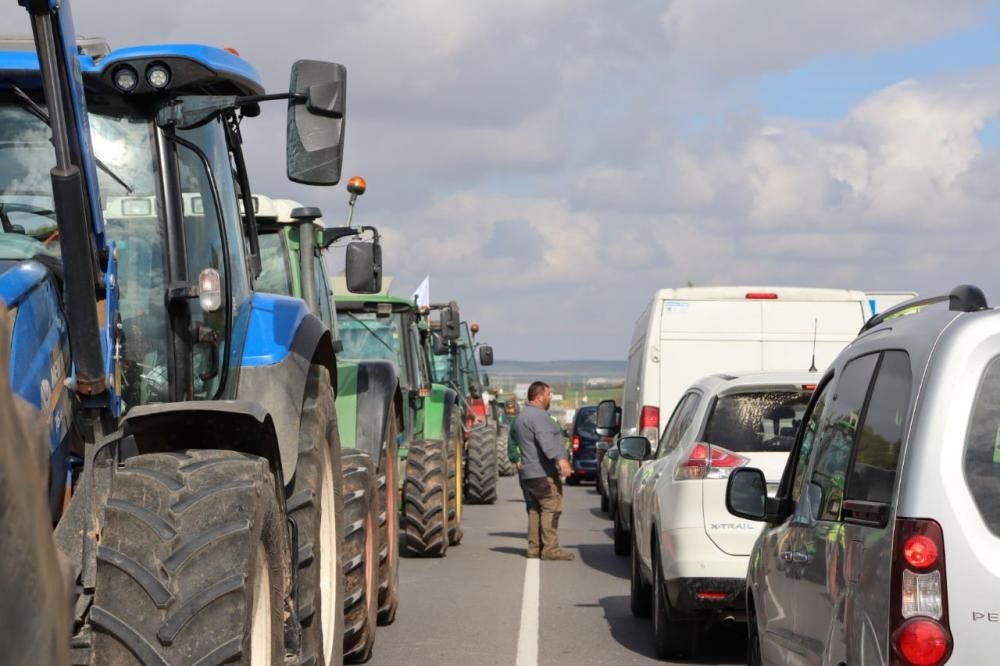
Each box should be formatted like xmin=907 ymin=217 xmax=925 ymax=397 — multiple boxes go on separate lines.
xmin=760 ymin=300 xmax=867 ymax=372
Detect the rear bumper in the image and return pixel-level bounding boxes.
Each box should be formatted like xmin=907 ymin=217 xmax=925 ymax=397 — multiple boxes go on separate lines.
xmin=572 ymin=459 xmax=597 ymax=476
xmin=664 ymin=577 xmax=747 ymax=620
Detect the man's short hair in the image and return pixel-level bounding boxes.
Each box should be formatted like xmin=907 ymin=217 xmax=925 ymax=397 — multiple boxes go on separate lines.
xmin=527 ymin=381 xmax=550 ymax=402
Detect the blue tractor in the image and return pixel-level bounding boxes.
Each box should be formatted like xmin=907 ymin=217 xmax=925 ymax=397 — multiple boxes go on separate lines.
xmin=0 ymin=1 xmax=366 ymax=663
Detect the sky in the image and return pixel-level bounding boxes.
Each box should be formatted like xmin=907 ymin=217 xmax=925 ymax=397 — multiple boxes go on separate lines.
xmin=4 ymin=1 xmax=1000 ymax=360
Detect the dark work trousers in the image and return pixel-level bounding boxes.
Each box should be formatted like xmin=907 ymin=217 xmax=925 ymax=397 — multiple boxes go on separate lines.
xmin=521 ymin=475 xmax=564 ymax=558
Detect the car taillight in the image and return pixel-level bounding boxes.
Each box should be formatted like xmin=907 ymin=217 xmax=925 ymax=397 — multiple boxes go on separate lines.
xmin=640 ymin=405 xmax=659 ymax=443
xmin=675 ymin=443 xmax=749 ymax=480
xmin=891 ymin=518 xmax=951 ymax=666
xmin=571 ymin=434 xmax=581 ymax=453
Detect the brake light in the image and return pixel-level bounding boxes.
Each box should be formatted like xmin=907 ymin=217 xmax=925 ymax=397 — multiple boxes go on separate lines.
xmin=695 ymin=591 xmax=727 ymax=601
xmin=572 ymin=434 xmax=581 ymax=453
xmin=746 ymin=292 xmax=778 ymax=299
xmin=802 ymin=384 xmax=817 ymax=391
xmin=891 ymin=518 xmax=951 ymax=665
xmin=895 ymin=619 xmax=949 ymax=666
xmin=676 ymin=443 xmax=749 ymax=480
xmin=640 ymin=405 xmax=659 ymax=443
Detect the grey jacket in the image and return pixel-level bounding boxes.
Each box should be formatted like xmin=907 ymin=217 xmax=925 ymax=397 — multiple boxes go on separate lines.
xmin=514 ymin=404 xmax=567 ymax=480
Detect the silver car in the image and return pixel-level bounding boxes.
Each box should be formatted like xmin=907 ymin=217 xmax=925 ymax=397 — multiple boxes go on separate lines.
xmin=727 ymin=285 xmax=997 ymax=666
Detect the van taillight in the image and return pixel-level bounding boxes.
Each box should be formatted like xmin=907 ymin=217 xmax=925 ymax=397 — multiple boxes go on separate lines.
xmin=745 ymin=292 xmax=778 ymax=299
xmin=571 ymin=434 xmax=581 ymax=453
xmin=891 ymin=518 xmax=951 ymax=666
xmin=676 ymin=443 xmax=748 ymax=480
xmin=640 ymin=405 xmax=659 ymax=443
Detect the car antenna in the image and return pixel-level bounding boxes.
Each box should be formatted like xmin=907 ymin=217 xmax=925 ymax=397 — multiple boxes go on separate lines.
xmin=808 ymin=318 xmax=818 ymax=373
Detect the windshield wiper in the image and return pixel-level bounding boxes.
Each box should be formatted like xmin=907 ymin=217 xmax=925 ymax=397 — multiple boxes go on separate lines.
xmin=344 ymin=311 xmax=394 ymax=354
xmin=9 ymin=82 xmax=134 ymax=194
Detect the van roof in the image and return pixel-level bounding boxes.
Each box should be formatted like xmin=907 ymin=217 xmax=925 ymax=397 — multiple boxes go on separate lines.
xmin=652 ymin=286 xmax=868 ymax=302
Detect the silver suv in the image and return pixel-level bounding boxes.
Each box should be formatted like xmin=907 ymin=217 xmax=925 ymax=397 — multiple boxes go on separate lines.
xmin=726 ymin=285 xmax=997 ymax=666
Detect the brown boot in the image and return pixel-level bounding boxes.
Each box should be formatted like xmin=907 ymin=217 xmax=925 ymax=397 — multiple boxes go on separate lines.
xmin=541 ymin=550 xmax=575 ymax=561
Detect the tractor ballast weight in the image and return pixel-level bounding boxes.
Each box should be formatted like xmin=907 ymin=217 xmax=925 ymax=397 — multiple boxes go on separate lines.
xmin=3 ymin=2 xmax=353 ymax=662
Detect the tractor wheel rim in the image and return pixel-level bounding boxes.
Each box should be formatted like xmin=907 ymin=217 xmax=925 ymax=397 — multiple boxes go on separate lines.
xmin=365 ymin=509 xmax=377 ymax=609
xmin=250 ymin=544 xmax=272 ymax=665
xmin=387 ymin=451 xmax=398 ymax=568
xmin=320 ymin=446 xmax=338 ymax=661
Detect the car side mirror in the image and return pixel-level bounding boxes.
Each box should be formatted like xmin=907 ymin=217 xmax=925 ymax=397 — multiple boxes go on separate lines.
xmin=344 ymin=241 xmax=381 ymax=294
xmin=595 ymin=399 xmax=620 ymax=437
xmin=287 ymin=60 xmax=346 ymax=185
xmin=726 ymin=468 xmax=768 ymax=521
xmin=478 ymin=345 xmax=494 ymax=366
xmin=618 ymin=436 xmax=651 ymax=461
xmin=440 ymin=303 xmax=461 ymax=340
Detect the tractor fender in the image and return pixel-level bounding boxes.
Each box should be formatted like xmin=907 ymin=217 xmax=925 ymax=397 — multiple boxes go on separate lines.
xmin=422 ymin=383 xmax=458 ymax=442
xmin=236 ymin=293 xmax=337 ymax=480
xmin=120 ymin=400 xmax=285 ymax=496
xmin=349 ymin=359 xmax=399 ymax=467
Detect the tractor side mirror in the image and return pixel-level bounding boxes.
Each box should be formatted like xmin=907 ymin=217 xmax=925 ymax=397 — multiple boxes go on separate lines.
xmin=345 ymin=241 xmax=382 ymax=294
xmin=440 ymin=303 xmax=461 ymax=340
xmin=595 ymin=399 xmax=621 ymax=437
xmin=287 ymin=60 xmax=346 ymax=185
xmin=478 ymin=345 xmax=494 ymax=366
xmin=483 ymin=373 xmax=491 ymax=387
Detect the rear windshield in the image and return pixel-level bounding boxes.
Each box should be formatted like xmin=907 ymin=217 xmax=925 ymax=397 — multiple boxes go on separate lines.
xmin=575 ymin=408 xmax=597 ymax=436
xmin=703 ymin=390 xmax=812 ymax=453
xmin=965 ymin=356 xmax=1000 ymax=536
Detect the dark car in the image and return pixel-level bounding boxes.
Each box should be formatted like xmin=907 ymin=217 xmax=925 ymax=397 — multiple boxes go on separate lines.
xmin=568 ymin=406 xmax=599 ymax=484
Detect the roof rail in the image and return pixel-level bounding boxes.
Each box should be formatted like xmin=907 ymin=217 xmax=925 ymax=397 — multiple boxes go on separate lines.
xmin=859 ymin=284 xmax=988 ymax=334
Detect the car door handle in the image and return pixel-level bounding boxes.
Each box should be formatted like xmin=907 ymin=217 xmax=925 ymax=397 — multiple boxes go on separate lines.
xmin=781 ymin=551 xmax=811 ymax=564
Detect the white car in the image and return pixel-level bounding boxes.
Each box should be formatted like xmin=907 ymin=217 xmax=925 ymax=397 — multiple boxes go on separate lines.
xmin=612 ymin=371 xmax=819 ymax=659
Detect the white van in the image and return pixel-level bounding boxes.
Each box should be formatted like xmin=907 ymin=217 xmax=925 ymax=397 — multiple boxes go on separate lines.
xmin=621 ymin=287 xmax=874 ymax=443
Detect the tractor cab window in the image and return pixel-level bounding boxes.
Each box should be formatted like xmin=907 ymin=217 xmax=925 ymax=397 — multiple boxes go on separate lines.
xmin=255 ymin=231 xmax=292 ymax=296
xmin=338 ymin=310 xmax=405 ymax=370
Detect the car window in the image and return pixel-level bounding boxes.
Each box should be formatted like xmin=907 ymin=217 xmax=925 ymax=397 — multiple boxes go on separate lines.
xmin=788 ymin=381 xmax=832 ymax=503
xmin=964 ymin=355 xmax=1000 ymax=537
xmin=657 ymin=392 xmax=702 ymax=458
xmin=808 ymin=353 xmax=879 ymax=521
xmin=846 ymin=351 xmax=911 ymax=505
xmin=702 ymin=390 xmax=812 ymax=453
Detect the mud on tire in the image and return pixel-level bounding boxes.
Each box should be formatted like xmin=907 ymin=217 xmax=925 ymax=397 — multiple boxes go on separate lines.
xmin=341 ymin=449 xmax=379 ymax=663
xmin=402 ymin=439 xmax=450 ymax=557
xmin=91 ymin=450 xmax=289 ymax=665
xmin=464 ymin=423 xmax=497 ymax=504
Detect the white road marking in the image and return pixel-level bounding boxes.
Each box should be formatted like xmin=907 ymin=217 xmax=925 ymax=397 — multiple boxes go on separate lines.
xmin=516 ymin=558 xmax=540 ymax=666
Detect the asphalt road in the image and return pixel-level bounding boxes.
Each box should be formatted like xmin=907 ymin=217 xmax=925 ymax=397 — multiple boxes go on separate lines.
xmin=370 ymin=476 xmax=747 ymax=666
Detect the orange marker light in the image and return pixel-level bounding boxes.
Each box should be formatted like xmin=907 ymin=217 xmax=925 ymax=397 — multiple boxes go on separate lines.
xmin=347 ymin=176 xmax=367 ymax=196
xmin=471 ymin=323 xmax=480 ymax=334
xmin=224 ymin=47 xmax=241 ymax=56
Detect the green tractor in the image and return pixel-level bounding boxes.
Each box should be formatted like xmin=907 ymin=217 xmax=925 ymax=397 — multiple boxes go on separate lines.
xmin=249 ymin=187 xmax=399 ymax=661
xmin=336 ymin=294 xmax=467 ymax=556
xmin=424 ymin=310 xmax=498 ymax=505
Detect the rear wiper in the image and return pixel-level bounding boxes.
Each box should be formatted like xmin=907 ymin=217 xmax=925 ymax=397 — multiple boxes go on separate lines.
xmin=344 ymin=311 xmax=394 ymax=353
xmin=9 ymin=82 xmax=134 ymax=194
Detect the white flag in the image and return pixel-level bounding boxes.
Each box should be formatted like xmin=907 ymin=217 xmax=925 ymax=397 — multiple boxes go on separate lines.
xmin=413 ymin=276 xmax=430 ymax=308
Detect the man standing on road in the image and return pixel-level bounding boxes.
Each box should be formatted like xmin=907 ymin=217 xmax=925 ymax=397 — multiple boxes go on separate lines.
xmin=514 ymin=381 xmax=574 ymax=561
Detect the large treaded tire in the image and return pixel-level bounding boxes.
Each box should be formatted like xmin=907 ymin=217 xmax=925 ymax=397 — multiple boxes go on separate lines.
xmin=464 ymin=424 xmax=497 ymax=505
xmin=496 ymin=425 xmax=514 ymax=477
xmin=286 ymin=365 xmax=345 ymax=666
xmin=91 ymin=450 xmax=289 ymax=665
xmin=341 ymin=450 xmax=379 ymax=664
xmin=376 ymin=417 xmax=400 ymax=626
xmin=402 ymin=439 xmax=450 ymax=557
xmin=446 ymin=412 xmax=464 ymax=546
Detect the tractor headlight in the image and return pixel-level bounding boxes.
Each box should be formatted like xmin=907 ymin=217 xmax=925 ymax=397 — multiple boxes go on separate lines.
xmin=113 ymin=66 xmax=139 ymax=92
xmin=146 ymin=63 xmax=171 ymax=89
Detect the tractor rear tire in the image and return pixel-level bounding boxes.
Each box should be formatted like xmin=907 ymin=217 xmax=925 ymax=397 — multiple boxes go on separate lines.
xmin=465 ymin=423 xmax=498 ymax=504
xmin=91 ymin=450 xmax=289 ymax=665
xmin=446 ymin=413 xmax=464 ymax=546
xmin=376 ymin=416 xmax=400 ymax=626
xmin=286 ymin=365 xmax=345 ymax=666
xmin=496 ymin=425 xmax=515 ymax=477
xmin=341 ymin=450 xmax=379 ymax=663
xmin=402 ymin=439 xmax=450 ymax=557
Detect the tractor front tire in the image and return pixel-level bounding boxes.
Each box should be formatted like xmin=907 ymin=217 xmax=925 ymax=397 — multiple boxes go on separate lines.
xmin=402 ymin=439 xmax=450 ymax=557
xmin=376 ymin=416 xmax=401 ymax=626
xmin=341 ymin=450 xmax=380 ymax=664
xmin=496 ymin=425 xmax=515 ymax=477
xmin=465 ymin=423 xmax=498 ymax=505
xmin=91 ymin=450 xmax=289 ymax=665
xmin=446 ymin=413 xmax=464 ymax=546
xmin=286 ymin=365 xmax=345 ymax=666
